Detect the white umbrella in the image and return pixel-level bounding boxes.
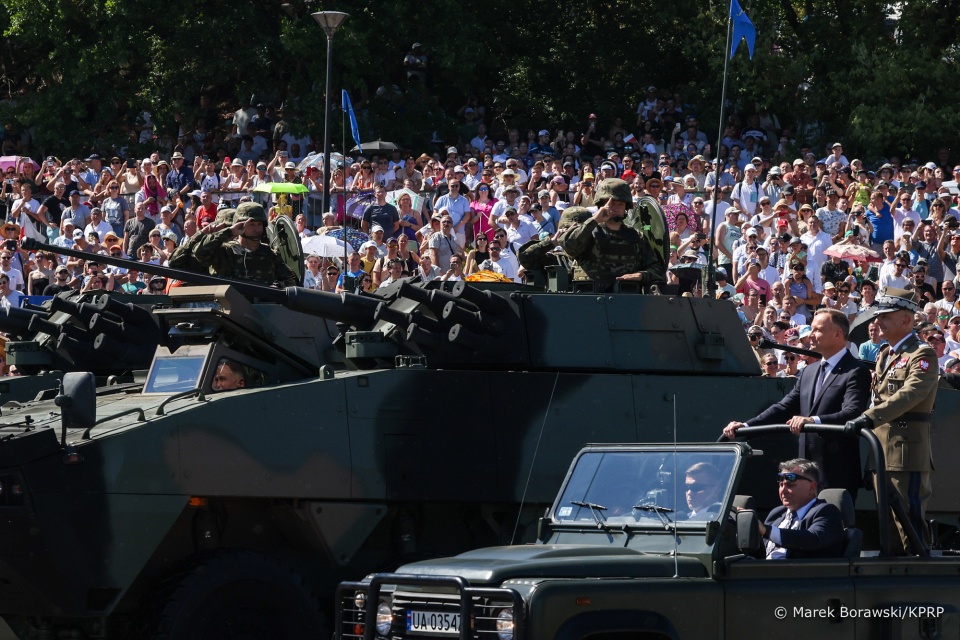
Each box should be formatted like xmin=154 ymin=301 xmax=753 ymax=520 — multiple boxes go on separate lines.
xmin=302 ymin=234 xmax=349 ymax=258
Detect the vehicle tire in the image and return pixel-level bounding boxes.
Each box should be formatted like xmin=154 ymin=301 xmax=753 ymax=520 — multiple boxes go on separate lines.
xmin=141 ymin=550 xmax=327 ymax=640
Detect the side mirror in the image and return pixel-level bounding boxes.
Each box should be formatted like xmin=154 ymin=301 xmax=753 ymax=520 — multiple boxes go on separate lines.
xmin=55 ymin=372 xmax=96 ymax=446
xmin=736 ymin=509 xmax=762 ymax=555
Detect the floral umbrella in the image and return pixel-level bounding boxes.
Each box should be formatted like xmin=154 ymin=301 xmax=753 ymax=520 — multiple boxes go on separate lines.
xmin=661 ymin=202 xmax=699 ymax=233
xmin=325 ymin=227 xmax=369 ymax=251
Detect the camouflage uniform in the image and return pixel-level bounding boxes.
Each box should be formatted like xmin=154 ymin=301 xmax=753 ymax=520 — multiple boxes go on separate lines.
xmin=518 ymin=207 xmax=591 ymax=285
xmin=559 ymin=181 xmax=665 ymax=292
xmin=192 ymin=203 xmax=299 ymax=287
xmin=169 ymin=208 xmax=235 ymax=275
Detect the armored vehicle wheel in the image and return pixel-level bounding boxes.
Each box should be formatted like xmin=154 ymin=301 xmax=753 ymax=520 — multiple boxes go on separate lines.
xmin=141 ymin=551 xmax=327 ymax=640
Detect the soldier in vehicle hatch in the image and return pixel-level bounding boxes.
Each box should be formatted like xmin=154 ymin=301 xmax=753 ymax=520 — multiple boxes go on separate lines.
xmin=559 ymin=179 xmax=664 ymax=292
xmin=517 ymin=206 xmax=592 ymax=283
xmin=210 ymin=358 xmax=265 ymax=392
xmin=191 ymin=201 xmax=299 ymax=288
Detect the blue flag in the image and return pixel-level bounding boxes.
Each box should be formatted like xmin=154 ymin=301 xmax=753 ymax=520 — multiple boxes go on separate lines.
xmin=342 ymin=90 xmax=362 ymax=152
xmin=730 ymin=0 xmax=756 ymax=59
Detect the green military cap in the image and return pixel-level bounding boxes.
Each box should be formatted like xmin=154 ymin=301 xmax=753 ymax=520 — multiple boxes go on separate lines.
xmin=594 ymin=178 xmax=632 ymax=206
xmin=558 ymin=206 xmax=592 ymax=229
xmin=214 ymin=207 xmax=236 ymax=226
xmin=235 ymin=201 xmax=268 ymax=223
xmin=875 ymin=287 xmax=920 ymax=315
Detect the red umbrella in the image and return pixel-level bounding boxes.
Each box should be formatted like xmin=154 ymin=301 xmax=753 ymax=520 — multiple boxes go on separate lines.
xmin=823 ymin=243 xmax=882 ymax=263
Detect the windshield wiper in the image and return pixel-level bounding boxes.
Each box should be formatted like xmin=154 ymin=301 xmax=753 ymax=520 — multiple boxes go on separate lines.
xmin=633 ymin=504 xmax=675 ymax=530
xmin=570 ymin=500 xmax=608 ymax=529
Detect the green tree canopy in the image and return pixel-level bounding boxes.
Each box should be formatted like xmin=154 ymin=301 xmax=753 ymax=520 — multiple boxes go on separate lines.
xmin=0 ymin=0 xmax=958 ymax=162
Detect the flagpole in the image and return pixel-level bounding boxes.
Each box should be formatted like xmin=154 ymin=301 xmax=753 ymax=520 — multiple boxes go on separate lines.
xmin=342 ymin=91 xmax=349 ymax=272
xmin=707 ymin=1 xmax=735 ymax=299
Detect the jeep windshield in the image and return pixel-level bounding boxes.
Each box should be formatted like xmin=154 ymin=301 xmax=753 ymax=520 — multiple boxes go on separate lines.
xmin=552 ymin=447 xmax=739 ymax=529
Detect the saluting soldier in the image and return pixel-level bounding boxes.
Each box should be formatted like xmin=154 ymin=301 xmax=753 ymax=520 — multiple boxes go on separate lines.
xmin=191 ymin=202 xmax=299 ymax=288
xmin=517 ymin=206 xmax=592 ymax=286
xmin=848 ymin=287 xmax=939 ymax=555
xmin=559 ymin=179 xmax=664 ymax=292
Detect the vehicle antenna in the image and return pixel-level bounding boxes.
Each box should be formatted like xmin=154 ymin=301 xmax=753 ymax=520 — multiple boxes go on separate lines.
xmin=510 ymin=372 xmax=560 ymax=545
xmin=672 ymin=393 xmax=679 ymax=578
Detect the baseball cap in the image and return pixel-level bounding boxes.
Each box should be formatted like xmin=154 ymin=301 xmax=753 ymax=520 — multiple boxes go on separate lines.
xmin=284 ymin=161 xmax=296 ymax=170
xmin=72 ymin=229 xmax=84 ymax=239
xmin=538 ymin=129 xmax=550 ymax=137
xmin=446 ymin=147 xmax=458 ymax=155
xmin=538 ymin=189 xmax=550 ymax=199
xmin=370 ymin=224 xmax=384 ymax=233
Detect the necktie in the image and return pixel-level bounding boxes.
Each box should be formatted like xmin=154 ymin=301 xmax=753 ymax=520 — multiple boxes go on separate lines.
xmin=765 ymin=511 xmax=798 ymax=558
xmin=814 ymin=362 xmax=828 ymax=401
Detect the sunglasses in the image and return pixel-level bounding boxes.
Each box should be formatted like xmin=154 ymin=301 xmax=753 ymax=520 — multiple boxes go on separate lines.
xmin=777 ymin=472 xmax=813 ymax=485
xmin=685 ymin=483 xmax=714 ymax=493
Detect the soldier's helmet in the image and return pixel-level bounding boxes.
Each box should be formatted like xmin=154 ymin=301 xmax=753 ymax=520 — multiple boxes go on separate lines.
xmin=558 ymin=206 xmax=592 ymax=229
xmin=214 ymin=208 xmax=236 ymax=226
xmin=594 ymin=179 xmax=633 ymax=207
xmin=234 ymin=202 xmax=268 ymax=223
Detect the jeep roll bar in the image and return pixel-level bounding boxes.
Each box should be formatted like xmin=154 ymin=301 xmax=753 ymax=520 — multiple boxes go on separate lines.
xmin=720 ymin=423 xmax=929 ymax=558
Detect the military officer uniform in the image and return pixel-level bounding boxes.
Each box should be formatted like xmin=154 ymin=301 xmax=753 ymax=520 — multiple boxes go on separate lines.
xmin=853 ymin=288 xmax=939 ymax=554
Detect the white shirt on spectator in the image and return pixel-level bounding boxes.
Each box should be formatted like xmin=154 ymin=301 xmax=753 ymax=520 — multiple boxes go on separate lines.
xmin=1 ymin=267 xmax=24 ymax=292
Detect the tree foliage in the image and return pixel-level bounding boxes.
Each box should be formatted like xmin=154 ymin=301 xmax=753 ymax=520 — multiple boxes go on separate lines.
xmin=0 ymin=0 xmax=958 ymax=161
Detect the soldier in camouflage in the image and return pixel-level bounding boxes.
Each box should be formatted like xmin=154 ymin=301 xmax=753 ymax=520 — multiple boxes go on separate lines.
xmin=559 ymin=179 xmax=665 ymax=292
xmin=191 ymin=202 xmax=299 ymax=288
xmin=168 ymin=207 xmax=235 ymax=275
xmin=518 ymin=206 xmax=592 ymax=285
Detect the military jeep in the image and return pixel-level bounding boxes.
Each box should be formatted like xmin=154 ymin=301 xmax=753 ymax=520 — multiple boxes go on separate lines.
xmin=336 ymin=425 xmax=960 ymax=639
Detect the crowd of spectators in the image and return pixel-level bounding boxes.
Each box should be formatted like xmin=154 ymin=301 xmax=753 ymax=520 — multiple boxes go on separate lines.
xmin=1 ymin=89 xmax=960 ymax=377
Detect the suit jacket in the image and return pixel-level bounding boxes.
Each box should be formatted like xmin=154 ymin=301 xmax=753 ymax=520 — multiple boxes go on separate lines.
xmin=764 ymin=499 xmax=846 ymax=559
xmin=747 ymin=352 xmax=871 ymax=496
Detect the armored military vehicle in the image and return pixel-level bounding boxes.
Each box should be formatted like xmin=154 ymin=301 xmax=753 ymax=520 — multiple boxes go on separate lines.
xmin=0 ymin=225 xmax=959 ymax=638
xmin=336 ymin=425 xmax=959 ymax=640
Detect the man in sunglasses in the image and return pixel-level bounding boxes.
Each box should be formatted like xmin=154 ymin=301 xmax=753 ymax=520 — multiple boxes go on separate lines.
xmin=724 ymin=309 xmax=870 ymax=498
xmin=758 ymin=459 xmax=845 ymax=560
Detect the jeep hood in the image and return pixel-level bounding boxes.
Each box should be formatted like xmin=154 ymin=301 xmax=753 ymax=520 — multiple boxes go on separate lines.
xmin=395 ymin=544 xmax=707 ymax=584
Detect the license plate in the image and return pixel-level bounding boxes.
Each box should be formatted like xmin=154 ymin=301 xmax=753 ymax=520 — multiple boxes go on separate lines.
xmin=406 ymin=610 xmax=461 ymax=635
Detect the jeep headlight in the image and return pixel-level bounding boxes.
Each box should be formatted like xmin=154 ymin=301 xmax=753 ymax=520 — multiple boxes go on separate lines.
xmin=496 ymin=608 xmax=514 ymax=640
xmin=375 ymin=601 xmax=393 ymax=636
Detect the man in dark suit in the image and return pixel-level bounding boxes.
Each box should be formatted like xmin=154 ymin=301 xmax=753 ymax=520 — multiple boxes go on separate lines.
xmin=760 ymin=458 xmax=846 ymax=559
xmin=724 ymin=308 xmax=871 ymax=498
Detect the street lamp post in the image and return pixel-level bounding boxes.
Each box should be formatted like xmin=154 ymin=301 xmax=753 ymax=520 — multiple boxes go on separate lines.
xmin=312 ymin=11 xmax=349 ymax=216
